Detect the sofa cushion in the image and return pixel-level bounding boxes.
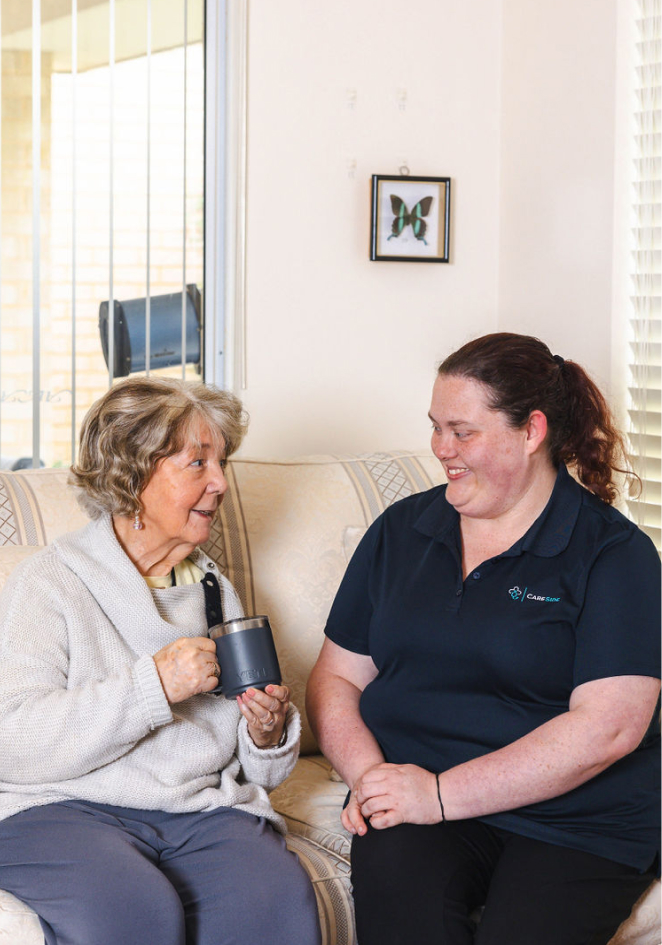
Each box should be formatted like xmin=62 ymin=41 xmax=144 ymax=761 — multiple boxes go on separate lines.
xmin=0 ymin=546 xmax=44 ymax=587
xmin=0 ymin=888 xmax=43 ymax=945
xmin=270 ymin=754 xmax=351 ymax=861
xmin=0 ymin=469 xmax=87 ymax=546
xmin=609 ymin=885 xmax=662 ymax=945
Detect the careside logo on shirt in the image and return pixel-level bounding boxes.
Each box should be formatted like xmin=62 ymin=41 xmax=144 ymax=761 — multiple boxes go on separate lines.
xmin=509 ymin=586 xmax=560 ymax=603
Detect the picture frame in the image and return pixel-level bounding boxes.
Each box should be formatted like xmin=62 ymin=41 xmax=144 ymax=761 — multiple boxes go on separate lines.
xmin=370 ymin=175 xmax=451 ymax=262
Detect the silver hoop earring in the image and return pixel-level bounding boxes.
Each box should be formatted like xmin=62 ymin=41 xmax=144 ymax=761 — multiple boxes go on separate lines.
xmin=133 ymin=510 xmax=144 ymax=531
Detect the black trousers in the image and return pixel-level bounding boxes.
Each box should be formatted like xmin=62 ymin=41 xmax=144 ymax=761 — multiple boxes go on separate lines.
xmin=351 ymin=819 xmax=655 ymax=945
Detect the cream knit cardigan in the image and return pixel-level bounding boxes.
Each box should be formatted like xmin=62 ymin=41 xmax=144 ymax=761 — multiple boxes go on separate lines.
xmin=0 ymin=514 xmax=300 ymax=833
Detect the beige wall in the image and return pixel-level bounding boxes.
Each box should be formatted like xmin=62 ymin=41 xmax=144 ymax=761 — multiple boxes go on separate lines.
xmin=238 ymin=0 xmax=502 ymax=457
xmin=497 ymin=0 xmax=617 ymax=393
xmin=236 ymin=0 xmax=620 ymax=459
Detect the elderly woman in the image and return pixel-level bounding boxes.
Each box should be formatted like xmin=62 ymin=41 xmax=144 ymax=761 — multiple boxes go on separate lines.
xmin=307 ymin=333 xmax=660 ymax=945
xmin=0 ymin=377 xmax=321 ymax=945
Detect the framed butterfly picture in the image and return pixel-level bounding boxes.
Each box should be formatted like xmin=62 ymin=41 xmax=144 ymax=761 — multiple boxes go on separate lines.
xmin=370 ymin=175 xmax=451 ymax=262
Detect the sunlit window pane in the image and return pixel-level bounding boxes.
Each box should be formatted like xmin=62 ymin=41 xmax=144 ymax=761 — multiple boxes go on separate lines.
xmin=0 ymin=0 xmax=205 ymax=469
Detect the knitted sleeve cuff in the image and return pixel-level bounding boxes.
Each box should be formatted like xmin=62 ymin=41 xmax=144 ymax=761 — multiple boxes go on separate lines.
xmin=133 ymin=655 xmax=173 ymax=730
xmin=236 ymin=705 xmax=301 ymax=790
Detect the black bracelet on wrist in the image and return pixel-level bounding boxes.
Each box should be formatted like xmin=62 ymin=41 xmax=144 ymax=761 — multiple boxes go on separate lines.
xmin=436 ymin=773 xmax=446 ymax=823
xmin=252 ymin=720 xmax=287 ymax=750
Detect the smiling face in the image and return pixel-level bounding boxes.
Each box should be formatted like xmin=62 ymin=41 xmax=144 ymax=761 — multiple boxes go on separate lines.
xmin=138 ymin=420 xmax=228 ymax=552
xmin=429 ymin=374 xmax=551 ymax=523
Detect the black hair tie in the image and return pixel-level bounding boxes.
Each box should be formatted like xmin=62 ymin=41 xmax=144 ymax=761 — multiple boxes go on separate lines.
xmin=552 ymin=354 xmax=565 ymax=366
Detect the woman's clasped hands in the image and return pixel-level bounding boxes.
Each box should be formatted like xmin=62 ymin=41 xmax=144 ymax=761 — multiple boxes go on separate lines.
xmin=343 ymin=763 xmax=443 ymax=835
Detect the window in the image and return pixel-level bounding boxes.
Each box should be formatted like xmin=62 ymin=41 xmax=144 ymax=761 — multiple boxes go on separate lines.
xmin=625 ymin=0 xmax=661 ymax=550
xmin=0 ymin=0 xmax=206 ymax=469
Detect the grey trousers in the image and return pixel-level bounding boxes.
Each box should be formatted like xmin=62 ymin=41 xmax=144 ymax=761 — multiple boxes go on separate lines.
xmin=0 ymin=800 xmax=321 ymax=945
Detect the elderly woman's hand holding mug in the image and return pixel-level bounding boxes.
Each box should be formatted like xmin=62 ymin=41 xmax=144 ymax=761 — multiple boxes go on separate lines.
xmin=153 ymin=636 xmax=221 ymax=703
xmin=238 ymin=684 xmax=290 ymax=749
xmin=154 ymin=637 xmax=290 ymax=749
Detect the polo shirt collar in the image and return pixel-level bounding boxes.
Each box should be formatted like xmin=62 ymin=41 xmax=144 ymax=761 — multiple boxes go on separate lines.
xmin=414 ymin=464 xmax=582 ymax=558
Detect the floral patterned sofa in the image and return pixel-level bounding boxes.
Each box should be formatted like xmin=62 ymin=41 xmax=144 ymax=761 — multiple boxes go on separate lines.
xmin=0 ymin=454 xmax=658 ymax=945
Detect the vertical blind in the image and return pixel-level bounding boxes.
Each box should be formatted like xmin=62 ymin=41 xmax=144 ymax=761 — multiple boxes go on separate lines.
xmin=625 ymin=0 xmax=661 ymax=550
xmin=0 ymin=0 xmax=205 ymax=471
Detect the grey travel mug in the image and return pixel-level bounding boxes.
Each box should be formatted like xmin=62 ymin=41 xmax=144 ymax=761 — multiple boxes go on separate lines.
xmin=208 ymin=615 xmax=282 ymax=698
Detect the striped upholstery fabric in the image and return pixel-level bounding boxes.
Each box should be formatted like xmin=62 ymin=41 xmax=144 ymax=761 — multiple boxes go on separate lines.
xmin=0 ymin=455 xmax=657 ymax=945
xmin=0 ymin=473 xmax=45 ymax=545
xmin=286 ymin=833 xmax=355 ymax=945
xmin=0 ymin=469 xmax=88 ymax=547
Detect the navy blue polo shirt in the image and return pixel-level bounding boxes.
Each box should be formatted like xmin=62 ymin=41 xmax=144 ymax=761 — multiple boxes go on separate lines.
xmin=325 ymin=465 xmax=661 ymax=870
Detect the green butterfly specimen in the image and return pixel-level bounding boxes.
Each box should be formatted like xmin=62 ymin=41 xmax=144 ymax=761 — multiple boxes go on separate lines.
xmin=387 ymin=194 xmax=434 ymax=244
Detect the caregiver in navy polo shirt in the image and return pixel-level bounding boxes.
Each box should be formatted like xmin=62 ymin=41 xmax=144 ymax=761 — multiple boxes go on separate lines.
xmin=307 ymin=333 xmax=660 ymax=945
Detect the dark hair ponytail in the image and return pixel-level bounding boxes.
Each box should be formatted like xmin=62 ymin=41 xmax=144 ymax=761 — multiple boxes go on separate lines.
xmin=437 ymin=332 xmax=638 ymax=505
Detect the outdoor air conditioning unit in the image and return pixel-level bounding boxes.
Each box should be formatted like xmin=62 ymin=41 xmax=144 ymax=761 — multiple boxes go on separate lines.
xmin=99 ymin=284 xmax=201 ymax=378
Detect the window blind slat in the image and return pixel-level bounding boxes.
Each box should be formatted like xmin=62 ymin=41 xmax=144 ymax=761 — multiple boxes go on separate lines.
xmin=630 ymin=317 xmax=662 ymax=341
xmin=634 ymin=88 xmax=661 ymax=110
xmin=630 ymin=250 xmax=662 ymax=271
xmin=628 ymin=410 xmax=662 ymax=435
xmin=626 ymin=1 xmax=661 ymax=550
xmin=630 ymin=273 xmax=661 ymax=294
xmin=630 ymin=227 xmax=661 ymax=250
xmin=631 ymin=206 xmax=660 ymax=225
xmin=629 ymin=341 xmax=662 ymax=365
xmin=635 ymin=2 xmax=660 ymax=20
xmin=628 ymin=388 xmax=662 ymax=411
xmin=630 ymin=365 xmax=661 ymax=390
xmin=631 ymin=454 xmax=662 ymax=482
xmin=631 ymin=432 xmax=662 ymax=460
xmin=626 ymin=500 xmax=662 ymax=528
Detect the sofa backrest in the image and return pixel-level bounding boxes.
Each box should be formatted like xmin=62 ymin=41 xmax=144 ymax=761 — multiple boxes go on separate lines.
xmin=0 ymin=452 xmax=443 ymax=753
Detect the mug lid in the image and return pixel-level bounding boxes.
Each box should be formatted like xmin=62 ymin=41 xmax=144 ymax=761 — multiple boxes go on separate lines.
xmin=209 ymin=615 xmax=270 ymax=637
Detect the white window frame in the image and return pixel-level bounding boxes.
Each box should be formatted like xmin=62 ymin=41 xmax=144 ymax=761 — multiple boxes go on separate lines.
xmin=204 ymin=0 xmax=248 ymax=392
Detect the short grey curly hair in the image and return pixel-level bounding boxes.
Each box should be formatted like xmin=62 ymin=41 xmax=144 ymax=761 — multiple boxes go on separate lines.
xmin=70 ymin=376 xmax=249 ymax=519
